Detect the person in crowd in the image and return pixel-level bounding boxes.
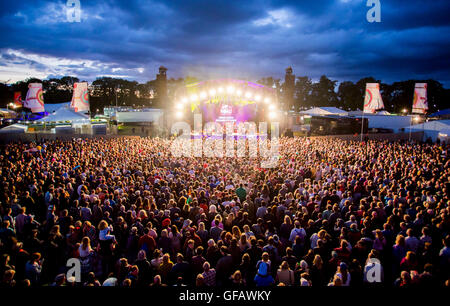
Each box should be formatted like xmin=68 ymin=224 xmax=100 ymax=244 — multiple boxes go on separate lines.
xmin=276 ymin=261 xmax=295 ymax=286
xmin=0 ymin=136 xmax=447 ymax=287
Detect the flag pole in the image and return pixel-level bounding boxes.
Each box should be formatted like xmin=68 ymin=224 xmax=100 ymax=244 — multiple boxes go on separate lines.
xmin=360 ymin=110 xmax=365 ymax=142
xmin=409 ymin=113 xmax=412 ymax=142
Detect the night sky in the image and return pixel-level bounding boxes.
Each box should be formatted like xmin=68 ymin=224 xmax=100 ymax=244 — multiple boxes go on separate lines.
xmin=0 ymin=0 xmax=449 ymax=86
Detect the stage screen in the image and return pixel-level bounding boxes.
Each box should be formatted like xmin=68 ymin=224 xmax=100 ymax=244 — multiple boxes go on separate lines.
xmin=201 ymin=102 xmax=258 ymax=123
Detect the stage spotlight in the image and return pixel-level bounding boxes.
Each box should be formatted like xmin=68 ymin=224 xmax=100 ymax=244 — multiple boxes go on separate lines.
xmin=182 ymin=97 xmax=188 ymax=104
xmin=255 ymin=95 xmax=261 ymax=102
xmin=218 ymin=87 xmax=224 ymax=93
xmin=268 ymin=112 xmax=277 ymax=120
xmin=236 ymin=89 xmax=242 ymax=97
xmin=209 ymin=88 xmax=216 ymax=96
xmin=190 ymin=94 xmax=198 ymax=102
xmin=175 ymin=111 xmax=183 ymax=119
xmin=264 ymin=97 xmax=271 ymax=104
xmin=175 ymin=103 xmax=183 ymax=110
xmin=269 ymin=104 xmax=276 ymax=111
xmin=245 ymin=91 xmax=252 ymax=99
xmin=227 ymin=86 xmax=235 ymax=94
xmin=200 ymin=91 xmax=207 ymax=99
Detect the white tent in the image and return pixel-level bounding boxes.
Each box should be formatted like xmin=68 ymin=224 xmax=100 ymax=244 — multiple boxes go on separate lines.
xmin=36 ymin=105 xmax=89 ymax=123
xmin=0 ymin=123 xmax=28 ymax=134
xmin=45 ymin=102 xmax=70 ymax=113
xmin=300 ymin=107 xmax=348 ymax=116
xmin=409 ymin=120 xmax=450 ymax=141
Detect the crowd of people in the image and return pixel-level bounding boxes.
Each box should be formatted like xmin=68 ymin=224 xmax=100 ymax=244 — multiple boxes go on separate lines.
xmin=0 ymin=135 xmax=449 ymax=287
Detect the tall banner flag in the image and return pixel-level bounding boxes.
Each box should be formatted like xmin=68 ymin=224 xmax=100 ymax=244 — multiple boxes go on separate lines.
xmin=71 ymin=82 xmax=90 ymax=112
xmin=13 ymin=92 xmax=23 ymax=107
xmin=363 ymin=83 xmax=384 ymax=113
xmin=412 ymin=83 xmax=428 ymax=114
xmin=25 ymin=83 xmax=45 ymax=113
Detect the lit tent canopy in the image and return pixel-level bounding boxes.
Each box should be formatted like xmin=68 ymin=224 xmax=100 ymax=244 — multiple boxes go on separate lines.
xmin=35 ymin=105 xmax=89 ymax=123
xmin=300 ymin=107 xmax=348 ymax=116
xmin=45 ymin=102 xmax=70 ymax=113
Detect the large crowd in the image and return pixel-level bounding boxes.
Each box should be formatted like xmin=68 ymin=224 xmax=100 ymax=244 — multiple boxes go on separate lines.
xmin=0 ymin=136 xmax=449 ymax=287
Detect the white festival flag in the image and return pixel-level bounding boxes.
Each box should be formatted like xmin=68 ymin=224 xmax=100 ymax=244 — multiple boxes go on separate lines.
xmin=71 ymin=82 xmax=90 ymax=112
xmin=412 ymin=83 xmax=428 ymax=114
xmin=363 ymin=83 xmax=384 ymax=113
xmin=25 ymin=83 xmax=45 ymax=113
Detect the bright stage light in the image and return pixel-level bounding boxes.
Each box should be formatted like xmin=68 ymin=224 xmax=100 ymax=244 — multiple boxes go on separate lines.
xmin=255 ymin=95 xmax=261 ymax=102
xmin=175 ymin=111 xmax=183 ymax=119
xmin=218 ymin=87 xmax=224 ymax=93
xmin=268 ymin=104 xmax=276 ymax=111
xmin=182 ymin=97 xmax=188 ymax=104
xmin=200 ymin=91 xmax=207 ymax=99
xmin=245 ymin=91 xmax=252 ymax=99
xmin=268 ymin=112 xmax=277 ymax=120
xmin=264 ymin=97 xmax=271 ymax=104
xmin=236 ymin=89 xmax=242 ymax=96
xmin=190 ymin=94 xmax=198 ymax=102
xmin=226 ymin=86 xmax=235 ymax=94
xmin=175 ymin=103 xmax=183 ymax=110
xmin=209 ymin=88 xmax=216 ymax=96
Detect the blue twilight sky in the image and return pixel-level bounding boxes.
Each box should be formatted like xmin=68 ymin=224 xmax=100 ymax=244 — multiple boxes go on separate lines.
xmin=0 ymin=0 xmax=449 ymax=86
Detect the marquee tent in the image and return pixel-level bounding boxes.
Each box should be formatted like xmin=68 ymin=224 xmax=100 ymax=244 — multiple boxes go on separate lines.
xmin=36 ymin=105 xmax=89 ymax=123
xmin=0 ymin=123 xmax=28 ymax=134
xmin=300 ymin=107 xmax=348 ymax=116
xmin=408 ymin=119 xmax=450 ymax=141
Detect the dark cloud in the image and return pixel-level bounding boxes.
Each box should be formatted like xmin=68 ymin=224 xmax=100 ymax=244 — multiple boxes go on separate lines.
xmin=0 ymin=0 xmax=448 ymax=86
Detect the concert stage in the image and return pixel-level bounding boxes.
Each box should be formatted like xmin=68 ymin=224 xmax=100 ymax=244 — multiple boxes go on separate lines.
xmin=171 ymin=78 xmax=280 ymax=124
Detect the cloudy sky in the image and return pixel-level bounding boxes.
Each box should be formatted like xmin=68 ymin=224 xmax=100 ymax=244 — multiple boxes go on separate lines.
xmin=0 ymin=0 xmax=449 ymax=86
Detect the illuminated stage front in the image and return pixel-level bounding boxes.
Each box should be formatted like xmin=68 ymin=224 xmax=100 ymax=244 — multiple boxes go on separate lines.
xmin=173 ymin=78 xmax=279 ymax=124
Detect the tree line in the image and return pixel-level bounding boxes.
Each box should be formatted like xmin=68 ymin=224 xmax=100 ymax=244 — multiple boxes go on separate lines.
xmin=0 ymin=75 xmax=448 ymax=114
